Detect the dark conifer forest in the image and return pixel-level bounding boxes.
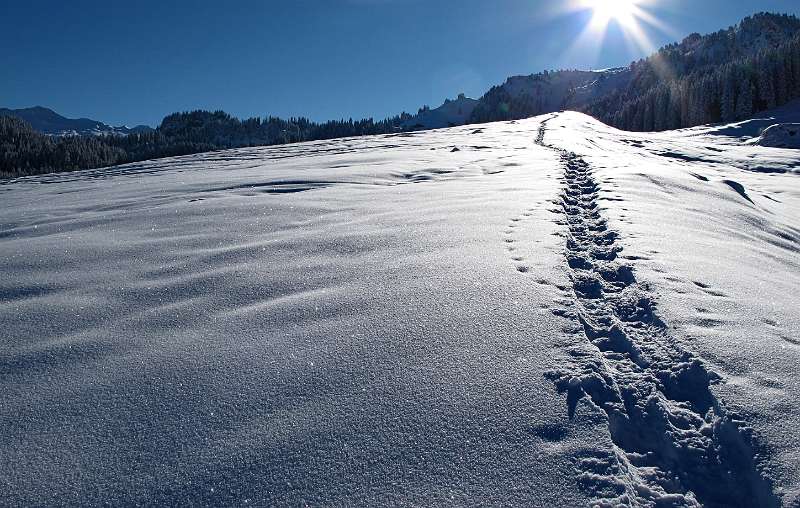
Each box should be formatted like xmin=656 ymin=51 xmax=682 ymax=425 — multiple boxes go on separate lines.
xmin=471 ymin=13 xmax=800 ymax=130
xmin=0 ymin=111 xmax=411 ymax=179
xmin=586 ymin=14 xmax=800 ymax=131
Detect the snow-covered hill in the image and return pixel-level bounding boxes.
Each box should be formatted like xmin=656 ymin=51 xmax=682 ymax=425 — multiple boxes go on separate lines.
xmin=1 ymin=112 xmax=799 ymax=506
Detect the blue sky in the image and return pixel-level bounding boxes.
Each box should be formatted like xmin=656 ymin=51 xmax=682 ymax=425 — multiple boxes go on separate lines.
xmin=2 ymin=0 xmax=799 ymax=127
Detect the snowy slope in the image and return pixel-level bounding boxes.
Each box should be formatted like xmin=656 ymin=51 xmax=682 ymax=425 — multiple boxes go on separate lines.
xmin=1 ymin=113 xmax=799 ymax=506
xmin=546 ymin=113 xmax=800 ymax=506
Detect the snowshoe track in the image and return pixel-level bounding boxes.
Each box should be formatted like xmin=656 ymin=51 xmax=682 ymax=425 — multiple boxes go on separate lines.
xmin=535 ymin=120 xmax=779 ymax=508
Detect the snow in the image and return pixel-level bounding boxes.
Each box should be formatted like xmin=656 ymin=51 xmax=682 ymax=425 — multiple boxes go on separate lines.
xmin=752 ymin=124 xmax=800 ymax=149
xmin=1 ymin=112 xmax=799 ymax=506
xmin=547 ymin=112 xmax=800 ymax=506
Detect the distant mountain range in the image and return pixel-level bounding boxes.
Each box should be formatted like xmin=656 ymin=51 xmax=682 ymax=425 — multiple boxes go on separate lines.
xmin=0 ymin=106 xmax=152 ymax=137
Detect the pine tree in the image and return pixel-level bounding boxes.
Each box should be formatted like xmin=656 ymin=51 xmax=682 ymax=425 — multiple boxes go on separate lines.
xmin=720 ymin=68 xmax=736 ymax=122
xmin=758 ymin=57 xmax=778 ymax=109
xmin=735 ymin=80 xmax=754 ymax=120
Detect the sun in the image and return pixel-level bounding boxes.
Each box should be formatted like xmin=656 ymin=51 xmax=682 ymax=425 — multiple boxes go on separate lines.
xmin=582 ymin=0 xmax=639 ymax=30
xmin=556 ymin=0 xmax=673 ymax=68
xmin=558 ymin=0 xmax=672 ymax=59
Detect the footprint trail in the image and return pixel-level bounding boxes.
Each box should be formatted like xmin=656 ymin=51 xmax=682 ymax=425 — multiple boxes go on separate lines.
xmin=533 ymin=119 xmax=779 ymax=508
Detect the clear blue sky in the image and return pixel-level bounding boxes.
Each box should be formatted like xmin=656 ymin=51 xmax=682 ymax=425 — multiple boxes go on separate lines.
xmin=2 ymin=0 xmax=799 ymax=127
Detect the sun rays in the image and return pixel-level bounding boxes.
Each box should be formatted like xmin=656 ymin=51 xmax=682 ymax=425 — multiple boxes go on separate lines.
xmin=558 ymin=0 xmax=675 ymax=67
xmin=582 ymin=0 xmax=640 ymax=31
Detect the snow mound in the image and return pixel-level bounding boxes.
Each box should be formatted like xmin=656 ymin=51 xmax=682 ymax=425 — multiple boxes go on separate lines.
xmin=752 ymin=123 xmax=800 ymax=149
xmin=688 ymin=99 xmax=800 ymax=139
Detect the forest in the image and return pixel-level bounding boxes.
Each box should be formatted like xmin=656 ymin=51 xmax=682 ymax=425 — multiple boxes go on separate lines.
xmin=472 ymin=13 xmax=800 ymax=131
xmin=0 ymin=111 xmax=411 ymax=179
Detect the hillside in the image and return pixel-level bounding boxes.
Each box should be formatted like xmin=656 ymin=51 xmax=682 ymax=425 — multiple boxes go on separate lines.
xmin=402 ymin=94 xmax=479 ymax=130
xmin=471 ymin=13 xmax=800 ymax=131
xmin=0 ymin=111 xmax=412 ymax=179
xmin=2 ymin=111 xmax=799 ymax=506
xmin=470 ymin=68 xmax=632 ymax=122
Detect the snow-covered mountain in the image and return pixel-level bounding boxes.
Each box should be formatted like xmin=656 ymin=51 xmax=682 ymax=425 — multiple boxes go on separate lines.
xmin=402 ymin=93 xmax=479 ymax=130
xmin=0 ymin=106 xmax=152 ymax=137
xmin=2 ymin=108 xmax=799 ymax=506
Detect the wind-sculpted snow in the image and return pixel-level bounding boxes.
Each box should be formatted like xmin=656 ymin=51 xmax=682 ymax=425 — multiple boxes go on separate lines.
xmin=1 ymin=113 xmax=799 ymax=506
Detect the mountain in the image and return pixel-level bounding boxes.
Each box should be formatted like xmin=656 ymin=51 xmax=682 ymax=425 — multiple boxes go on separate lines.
xmin=402 ymin=93 xmax=479 ymax=130
xmin=0 ymin=106 xmax=153 ymax=137
xmin=470 ymin=12 xmax=800 ymax=131
xmin=470 ymin=68 xmax=631 ymax=123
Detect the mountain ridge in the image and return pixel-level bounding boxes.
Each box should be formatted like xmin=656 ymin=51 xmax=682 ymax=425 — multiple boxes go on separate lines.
xmin=470 ymin=12 xmax=800 ymax=130
xmin=0 ymin=106 xmax=153 ymax=137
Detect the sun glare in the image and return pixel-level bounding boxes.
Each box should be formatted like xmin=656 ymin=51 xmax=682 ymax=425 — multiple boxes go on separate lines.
xmin=584 ymin=0 xmax=639 ymax=30
xmin=558 ymin=0 xmax=673 ymax=64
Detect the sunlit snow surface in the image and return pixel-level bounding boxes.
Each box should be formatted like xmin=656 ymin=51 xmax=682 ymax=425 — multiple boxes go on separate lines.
xmin=1 ymin=113 xmax=799 ymax=506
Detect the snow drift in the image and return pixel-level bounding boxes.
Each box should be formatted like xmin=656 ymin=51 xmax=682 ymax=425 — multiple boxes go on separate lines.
xmin=753 ymin=123 xmax=800 ymax=149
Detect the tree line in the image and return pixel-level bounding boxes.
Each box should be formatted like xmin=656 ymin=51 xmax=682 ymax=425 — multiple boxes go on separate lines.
xmin=0 ymin=110 xmax=412 ymax=179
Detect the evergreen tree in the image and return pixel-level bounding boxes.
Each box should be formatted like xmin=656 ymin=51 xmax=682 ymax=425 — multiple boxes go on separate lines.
xmin=720 ymin=67 xmax=736 ymax=123
xmin=735 ymin=80 xmax=754 ymax=120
